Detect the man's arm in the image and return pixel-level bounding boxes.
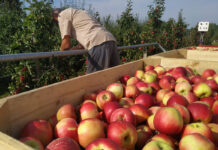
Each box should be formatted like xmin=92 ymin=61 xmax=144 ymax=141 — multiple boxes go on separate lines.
xmin=60 ymin=35 xmax=84 ymax=51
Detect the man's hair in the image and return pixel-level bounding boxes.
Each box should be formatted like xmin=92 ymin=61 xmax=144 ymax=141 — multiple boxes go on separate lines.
xmin=52 ymin=8 xmax=64 ymax=17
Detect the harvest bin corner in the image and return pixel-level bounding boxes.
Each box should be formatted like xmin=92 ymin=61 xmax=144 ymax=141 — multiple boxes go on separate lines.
xmin=1 ymin=57 xmax=218 ymax=149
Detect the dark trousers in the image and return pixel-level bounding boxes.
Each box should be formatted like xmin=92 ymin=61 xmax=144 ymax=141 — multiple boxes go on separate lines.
xmin=86 ymin=41 xmax=120 ymax=74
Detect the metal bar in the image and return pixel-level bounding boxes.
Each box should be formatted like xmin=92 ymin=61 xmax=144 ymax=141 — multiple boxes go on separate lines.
xmin=0 ymin=43 xmax=165 ymax=62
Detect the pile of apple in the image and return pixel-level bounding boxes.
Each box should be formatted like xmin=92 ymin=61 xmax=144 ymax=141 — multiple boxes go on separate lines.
xmin=18 ymin=64 xmax=218 ymax=150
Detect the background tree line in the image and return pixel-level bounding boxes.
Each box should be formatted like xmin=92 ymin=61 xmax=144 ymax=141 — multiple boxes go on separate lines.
xmin=0 ymin=0 xmax=218 ymax=97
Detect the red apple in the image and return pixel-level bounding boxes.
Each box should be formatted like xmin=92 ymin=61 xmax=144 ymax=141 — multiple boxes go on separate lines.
xmin=214 ymin=74 xmax=218 ymax=84
xmin=103 ymin=101 xmax=122 ymax=123
xmin=149 ymin=81 xmax=161 ymax=95
xmin=125 ymin=85 xmax=140 ymax=98
xmin=20 ymin=119 xmax=53 ymax=146
xmin=48 ymin=114 xmax=58 ymax=128
xmin=206 ymin=79 xmax=218 ymax=92
xmin=172 ymin=104 xmax=190 ymax=124
xmin=212 ymin=114 xmax=218 ymax=124
xmin=135 ymin=82 xmax=152 ymax=94
xmin=167 ymin=94 xmax=189 ymax=107
xmin=188 ymin=102 xmax=212 ymax=123
xmin=151 ymin=133 xmax=175 ymax=149
xmin=119 ymin=97 xmax=134 ymax=108
xmin=147 ymin=114 xmax=155 ymax=130
xmin=172 ymin=66 xmax=187 ymax=79
xmin=142 ymin=140 xmax=174 ymax=150
xmin=20 ymin=137 xmax=44 ymax=150
xmin=129 ymin=104 xmax=150 ymax=124
xmin=110 ymin=108 xmax=136 ymax=125
xmin=200 ymin=97 xmax=215 ymax=108
xmin=193 ymin=82 xmax=212 ymax=98
xmin=135 ymin=93 xmax=155 ymax=108
xmin=145 ymin=65 xmax=154 ymax=71
xmin=86 ymin=138 xmax=121 ymax=150
xmin=83 ymin=92 xmax=97 ymax=101
xmin=134 ymin=70 xmax=145 ymax=80
xmin=208 ymin=123 xmax=218 ymax=147
xmin=119 ymin=74 xmax=130 ymax=85
xmin=46 ymin=137 xmax=81 ymax=150
xmin=136 ymin=125 xmax=153 ymax=149
xmin=80 ymin=101 xmax=100 ymax=120
xmin=96 ymin=90 xmax=116 ymax=109
xmin=176 ymin=76 xmax=191 ymax=84
xmin=156 ymin=89 xmax=169 ymax=103
xmin=212 ymin=100 xmax=218 ymax=114
xmin=126 ymin=77 xmax=140 ymax=86
xmin=183 ymin=91 xmax=198 ymax=104
xmin=179 ymin=133 xmax=215 ymax=150
xmin=55 ymin=118 xmax=78 ymax=142
xmin=162 ymin=91 xmax=176 ymax=105
xmin=143 ymin=72 xmax=157 ymax=83
xmin=182 ymin=122 xmax=214 ymax=142
xmin=148 ymin=106 xmax=161 ymax=115
xmin=77 ymin=118 xmax=106 ymax=148
xmin=56 ymin=104 xmax=77 ymax=121
xmin=202 ymin=69 xmax=216 ymax=79
xmin=159 ymin=75 xmax=176 ymax=90
xmin=106 ymin=83 xmax=124 ymax=100
xmin=154 ymin=66 xmax=166 ymax=76
xmin=191 ymin=75 xmax=205 ymax=84
xmin=154 ymin=107 xmax=183 ymax=135
xmin=107 ymin=121 xmax=137 ymax=150
xmin=175 ymin=81 xmax=192 ymax=96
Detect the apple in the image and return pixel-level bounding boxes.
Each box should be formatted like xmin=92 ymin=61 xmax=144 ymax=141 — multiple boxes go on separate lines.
xmin=142 ymin=140 xmax=174 ymax=150
xmin=126 ymin=77 xmax=140 ymax=86
xmin=46 ymin=137 xmax=81 ymax=150
xmin=48 ymin=114 xmax=58 ymax=128
xmin=167 ymin=94 xmax=189 ymax=107
xmin=151 ymin=134 xmax=175 ymax=149
xmin=125 ymin=85 xmax=140 ymax=98
xmin=202 ymin=69 xmax=216 ymax=79
xmin=172 ymin=104 xmax=190 ymax=124
xmin=175 ymin=81 xmax=192 ymax=96
xmin=55 ymin=118 xmax=78 ymax=142
xmin=183 ymin=91 xmax=198 ymax=104
xmin=186 ymin=67 xmax=195 ymax=77
xmin=56 ymin=104 xmax=77 ymax=121
xmin=135 ymin=82 xmax=152 ymax=94
xmin=153 ymin=107 xmax=183 ymax=135
xmin=208 ymin=123 xmax=218 ymax=147
xmin=205 ymin=79 xmax=218 ymax=92
xmin=200 ymin=97 xmax=215 ymax=108
xmin=159 ymin=75 xmax=176 ymax=90
xmin=191 ymin=75 xmax=205 ymax=84
xmin=182 ymin=122 xmax=214 ymax=142
xmin=134 ymin=70 xmax=145 ymax=80
xmin=212 ymin=114 xmax=218 ymax=124
xmin=129 ymin=104 xmax=150 ymax=124
xmin=77 ymin=118 xmax=106 ymax=148
xmin=154 ymin=65 xmax=166 ymax=76
xmin=148 ymin=106 xmax=161 ymax=115
xmin=107 ymin=121 xmax=137 ymax=150
xmin=119 ymin=97 xmax=133 ymax=108
xmin=143 ymin=72 xmax=157 ymax=83
xmin=179 ymin=133 xmax=215 ymax=150
xmin=156 ymin=89 xmax=169 ymax=103
xmin=136 ymin=125 xmax=153 ymax=149
xmin=106 ymin=83 xmax=124 ymax=100
xmin=147 ymin=114 xmax=155 ymax=130
xmin=103 ymin=101 xmax=122 ymax=123
xmin=149 ymin=81 xmax=161 ymax=95
xmin=193 ymin=82 xmax=212 ymax=98
xmin=83 ymin=92 xmax=97 ymax=101
xmin=119 ymin=74 xmax=130 ymax=85
xmin=212 ymin=100 xmax=218 ymax=114
xmin=20 ymin=137 xmax=44 ymax=150
xmin=135 ymin=93 xmax=155 ymax=108
xmin=80 ymin=101 xmax=100 ymax=120
xmin=20 ymin=119 xmax=53 ymax=146
xmin=162 ymin=91 xmax=176 ymax=105
xmin=176 ymin=76 xmax=191 ymax=84
xmin=145 ymin=65 xmax=154 ymax=71
xmin=214 ymin=74 xmax=218 ymax=84
xmin=188 ymin=102 xmax=212 ymax=123
xmin=96 ymin=90 xmax=116 ymax=109
xmin=86 ymin=138 xmax=121 ymax=150
xmin=110 ymin=108 xmax=136 ymax=125
xmin=172 ymin=66 xmax=187 ymax=79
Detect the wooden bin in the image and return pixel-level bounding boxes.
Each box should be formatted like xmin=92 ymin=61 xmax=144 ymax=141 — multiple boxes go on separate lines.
xmin=1 ymin=57 xmax=218 ymax=150
xmin=151 ymin=48 xmax=218 ymax=62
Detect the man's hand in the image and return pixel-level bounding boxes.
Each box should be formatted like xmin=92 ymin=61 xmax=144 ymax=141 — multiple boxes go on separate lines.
xmin=71 ymin=44 xmax=84 ymax=50
xmin=61 ymin=35 xmax=71 ymax=51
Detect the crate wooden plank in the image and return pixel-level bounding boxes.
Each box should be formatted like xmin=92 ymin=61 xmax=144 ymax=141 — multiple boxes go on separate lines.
xmin=151 ymin=49 xmax=187 ymax=58
xmin=0 ymin=60 xmax=143 ymax=138
xmin=187 ymin=50 xmax=218 ymax=61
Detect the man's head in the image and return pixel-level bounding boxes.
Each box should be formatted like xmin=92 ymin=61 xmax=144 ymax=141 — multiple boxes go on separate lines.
xmin=52 ymin=8 xmax=63 ymax=21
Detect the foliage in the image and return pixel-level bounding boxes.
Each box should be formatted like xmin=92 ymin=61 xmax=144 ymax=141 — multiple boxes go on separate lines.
xmin=1 ymin=0 xmax=218 ymax=97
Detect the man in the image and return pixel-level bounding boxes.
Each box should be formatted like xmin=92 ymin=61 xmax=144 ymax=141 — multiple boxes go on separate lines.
xmin=52 ymin=8 xmax=120 ymax=74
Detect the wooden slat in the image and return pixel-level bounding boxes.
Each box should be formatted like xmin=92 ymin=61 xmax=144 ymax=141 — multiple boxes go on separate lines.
xmin=0 ymin=59 xmax=144 ymax=138
xmin=151 ymin=49 xmax=187 ymax=58
xmin=187 ymin=50 xmax=218 ymax=62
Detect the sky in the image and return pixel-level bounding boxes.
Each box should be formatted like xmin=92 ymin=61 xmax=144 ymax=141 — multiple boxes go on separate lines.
xmin=53 ymin=0 xmax=218 ymax=28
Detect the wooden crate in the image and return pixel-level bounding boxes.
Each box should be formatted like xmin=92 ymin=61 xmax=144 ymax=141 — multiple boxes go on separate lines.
xmin=151 ymin=48 xmax=218 ymax=62
xmin=1 ymin=57 xmax=218 ymax=149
